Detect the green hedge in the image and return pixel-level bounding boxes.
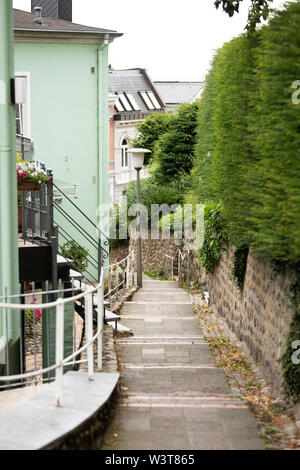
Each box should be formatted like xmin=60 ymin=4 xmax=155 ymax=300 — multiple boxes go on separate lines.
xmin=190 ymin=1 xmax=300 ymax=264
xmin=249 ymin=1 xmax=300 ymax=261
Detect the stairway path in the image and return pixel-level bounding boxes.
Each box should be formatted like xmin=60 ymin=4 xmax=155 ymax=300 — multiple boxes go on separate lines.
xmin=101 ymin=278 xmax=264 ymax=450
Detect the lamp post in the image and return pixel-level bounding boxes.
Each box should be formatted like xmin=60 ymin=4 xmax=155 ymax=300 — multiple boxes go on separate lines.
xmin=129 ymin=149 xmax=151 ymax=288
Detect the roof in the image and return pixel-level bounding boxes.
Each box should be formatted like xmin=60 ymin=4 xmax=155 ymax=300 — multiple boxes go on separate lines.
xmin=13 ymin=8 xmax=121 ymax=38
xmin=109 ymin=68 xmax=165 ymax=115
xmin=154 ymin=81 xmax=204 ymax=105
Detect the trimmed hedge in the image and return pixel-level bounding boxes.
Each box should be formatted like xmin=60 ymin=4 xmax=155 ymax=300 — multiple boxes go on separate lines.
xmin=190 ymin=1 xmax=300 ymax=264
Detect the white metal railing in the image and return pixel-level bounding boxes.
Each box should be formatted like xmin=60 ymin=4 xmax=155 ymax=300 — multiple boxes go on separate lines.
xmin=0 ymin=271 xmax=104 ymax=407
xmin=104 ymin=249 xmax=135 ymax=304
xmin=0 ymin=250 xmax=135 ymax=407
xmin=164 ymin=249 xmax=190 ymax=287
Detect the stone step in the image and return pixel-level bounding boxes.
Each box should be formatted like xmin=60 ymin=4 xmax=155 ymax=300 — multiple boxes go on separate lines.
xmin=120 ymin=367 xmax=232 ymax=396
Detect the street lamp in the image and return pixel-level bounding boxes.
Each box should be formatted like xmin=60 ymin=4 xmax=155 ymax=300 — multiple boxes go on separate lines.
xmin=129 ymin=148 xmax=151 ymax=288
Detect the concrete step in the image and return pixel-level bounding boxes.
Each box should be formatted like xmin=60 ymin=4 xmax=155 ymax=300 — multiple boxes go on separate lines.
xmin=69 ymin=269 xmax=84 ymax=280
xmin=57 ymin=255 xmax=73 ymax=266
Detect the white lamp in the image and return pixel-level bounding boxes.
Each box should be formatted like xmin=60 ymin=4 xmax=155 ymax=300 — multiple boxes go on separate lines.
xmin=129 ymin=148 xmax=151 ymax=170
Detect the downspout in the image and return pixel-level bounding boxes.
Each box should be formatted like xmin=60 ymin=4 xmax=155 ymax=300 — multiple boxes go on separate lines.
xmin=97 ymin=35 xmax=109 ymax=272
xmin=0 ymin=1 xmax=20 ymax=373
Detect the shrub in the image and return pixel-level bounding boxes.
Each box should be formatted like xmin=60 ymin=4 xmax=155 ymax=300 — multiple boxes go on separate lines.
xmin=61 ymin=240 xmax=89 ymax=272
xmin=125 ymin=177 xmax=181 ymax=222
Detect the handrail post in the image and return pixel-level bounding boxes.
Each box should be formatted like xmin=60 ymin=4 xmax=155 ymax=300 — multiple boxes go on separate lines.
xmin=86 ymin=291 xmax=94 ymax=381
xmin=187 ymin=250 xmax=190 ymax=288
xmin=97 ymin=282 xmax=104 ymax=370
xmin=109 ymin=266 xmax=112 ymax=305
xmin=55 ymin=300 xmax=64 ymax=407
xmin=98 ymin=236 xmax=102 ymax=281
xmin=116 ymin=264 xmax=119 ymax=300
xmin=126 ymin=256 xmax=129 ymax=289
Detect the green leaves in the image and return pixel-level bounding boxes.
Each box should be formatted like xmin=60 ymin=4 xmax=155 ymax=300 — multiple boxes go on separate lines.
xmin=61 ymin=240 xmax=89 ymax=272
xmin=190 ymin=2 xmax=300 ymax=265
xmin=151 ymin=102 xmax=199 ymax=184
xmin=214 ymin=0 xmax=273 ymax=32
xmin=132 ymin=113 xmax=172 ymax=165
xmin=197 ymin=203 xmax=228 ymax=272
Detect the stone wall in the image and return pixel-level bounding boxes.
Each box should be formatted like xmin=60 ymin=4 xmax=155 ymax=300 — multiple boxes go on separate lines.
xmin=129 ymin=232 xmax=295 ymax=395
xmin=109 ymin=244 xmax=129 ymax=264
xmin=206 ymin=246 xmax=295 ymax=394
xmin=129 ymin=231 xmax=183 ymax=274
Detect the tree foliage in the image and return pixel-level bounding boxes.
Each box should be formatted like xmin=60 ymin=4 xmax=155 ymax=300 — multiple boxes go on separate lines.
xmin=132 ymin=113 xmax=172 ymax=165
xmin=151 ymin=102 xmax=199 ymax=183
xmin=214 ymin=0 xmax=273 ymax=31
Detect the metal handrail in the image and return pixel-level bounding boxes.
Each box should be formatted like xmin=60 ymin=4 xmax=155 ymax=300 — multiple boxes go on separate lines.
xmin=163 ymin=248 xmax=190 ymax=286
xmin=0 ymin=273 xmax=104 ymax=407
xmin=104 ymin=250 xmax=135 ymax=303
xmin=0 ymin=251 xmax=136 ymax=406
xmin=53 ymin=183 xmax=109 ymax=249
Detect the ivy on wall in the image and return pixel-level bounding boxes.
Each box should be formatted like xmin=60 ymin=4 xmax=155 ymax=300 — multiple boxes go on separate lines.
xmin=232 ymin=246 xmax=249 ymax=292
xmin=197 ymin=203 xmax=228 ymax=273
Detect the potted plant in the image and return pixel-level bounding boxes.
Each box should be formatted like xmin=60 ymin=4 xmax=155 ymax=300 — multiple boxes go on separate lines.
xmin=16 ymin=153 xmax=51 ymax=191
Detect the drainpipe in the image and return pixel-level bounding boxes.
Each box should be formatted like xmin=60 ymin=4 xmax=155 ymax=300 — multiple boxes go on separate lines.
xmin=97 ymin=36 xmax=109 ymax=275
xmin=0 ymin=1 xmax=20 ymax=373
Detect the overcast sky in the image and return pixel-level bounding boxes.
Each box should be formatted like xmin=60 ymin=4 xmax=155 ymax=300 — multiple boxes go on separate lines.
xmin=13 ymin=0 xmax=286 ymax=81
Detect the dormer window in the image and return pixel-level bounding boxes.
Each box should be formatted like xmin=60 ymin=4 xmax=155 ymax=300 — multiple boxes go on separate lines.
xmin=121 ymin=139 xmax=129 ymax=167
xmin=139 ymin=91 xmax=162 ymax=110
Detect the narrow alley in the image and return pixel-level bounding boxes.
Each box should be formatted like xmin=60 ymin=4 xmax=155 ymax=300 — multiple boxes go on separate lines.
xmin=102 ymin=278 xmax=264 ymax=450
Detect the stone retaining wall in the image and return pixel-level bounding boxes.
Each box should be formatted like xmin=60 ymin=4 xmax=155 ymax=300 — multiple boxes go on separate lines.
xmin=129 ymin=232 xmax=295 ymax=395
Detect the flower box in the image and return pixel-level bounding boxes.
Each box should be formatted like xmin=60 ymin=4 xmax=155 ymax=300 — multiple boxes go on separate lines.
xmin=18 ymin=181 xmax=41 ymax=191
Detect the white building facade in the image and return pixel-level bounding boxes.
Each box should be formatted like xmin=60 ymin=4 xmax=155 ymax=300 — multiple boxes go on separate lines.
xmin=108 ymin=68 xmax=165 ymax=204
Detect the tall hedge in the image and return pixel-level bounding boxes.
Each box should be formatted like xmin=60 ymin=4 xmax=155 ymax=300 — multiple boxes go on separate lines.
xmin=212 ymin=34 xmax=258 ymax=245
xmin=186 ymin=54 xmax=219 ymax=204
xmin=249 ymin=1 xmax=300 ymax=261
xmin=191 ymin=1 xmax=300 ymax=263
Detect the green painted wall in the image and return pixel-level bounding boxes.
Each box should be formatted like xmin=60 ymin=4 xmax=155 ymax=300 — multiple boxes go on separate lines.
xmin=14 ymin=41 xmax=110 ymax=279
xmin=0 ymin=1 xmax=20 ymax=376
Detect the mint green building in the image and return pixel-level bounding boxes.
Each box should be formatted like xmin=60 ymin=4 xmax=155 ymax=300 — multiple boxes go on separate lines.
xmin=13 ymin=8 xmax=122 ymax=279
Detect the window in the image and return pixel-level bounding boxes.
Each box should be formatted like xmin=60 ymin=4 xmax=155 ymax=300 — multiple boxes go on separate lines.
xmin=15 ymin=72 xmax=31 ymax=137
xmin=118 ymin=93 xmax=132 ymax=112
xmin=147 ymin=91 xmax=161 ymax=110
xmin=16 ymin=104 xmax=23 ymax=135
xmin=115 ymin=98 xmax=125 ymax=112
xmin=139 ymin=91 xmax=155 ymax=110
xmin=139 ymin=91 xmax=162 ymax=111
xmin=125 ymin=93 xmax=141 ymax=111
xmin=121 ymin=139 xmax=129 ymax=167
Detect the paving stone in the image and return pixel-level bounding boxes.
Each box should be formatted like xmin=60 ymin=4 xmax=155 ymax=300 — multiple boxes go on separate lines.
xmin=101 ymin=277 xmax=264 ymax=451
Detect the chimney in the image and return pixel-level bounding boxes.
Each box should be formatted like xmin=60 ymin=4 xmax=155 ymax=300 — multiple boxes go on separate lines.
xmin=34 ymin=6 xmax=43 ymax=24
xmin=31 ymin=0 xmax=72 ymax=22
